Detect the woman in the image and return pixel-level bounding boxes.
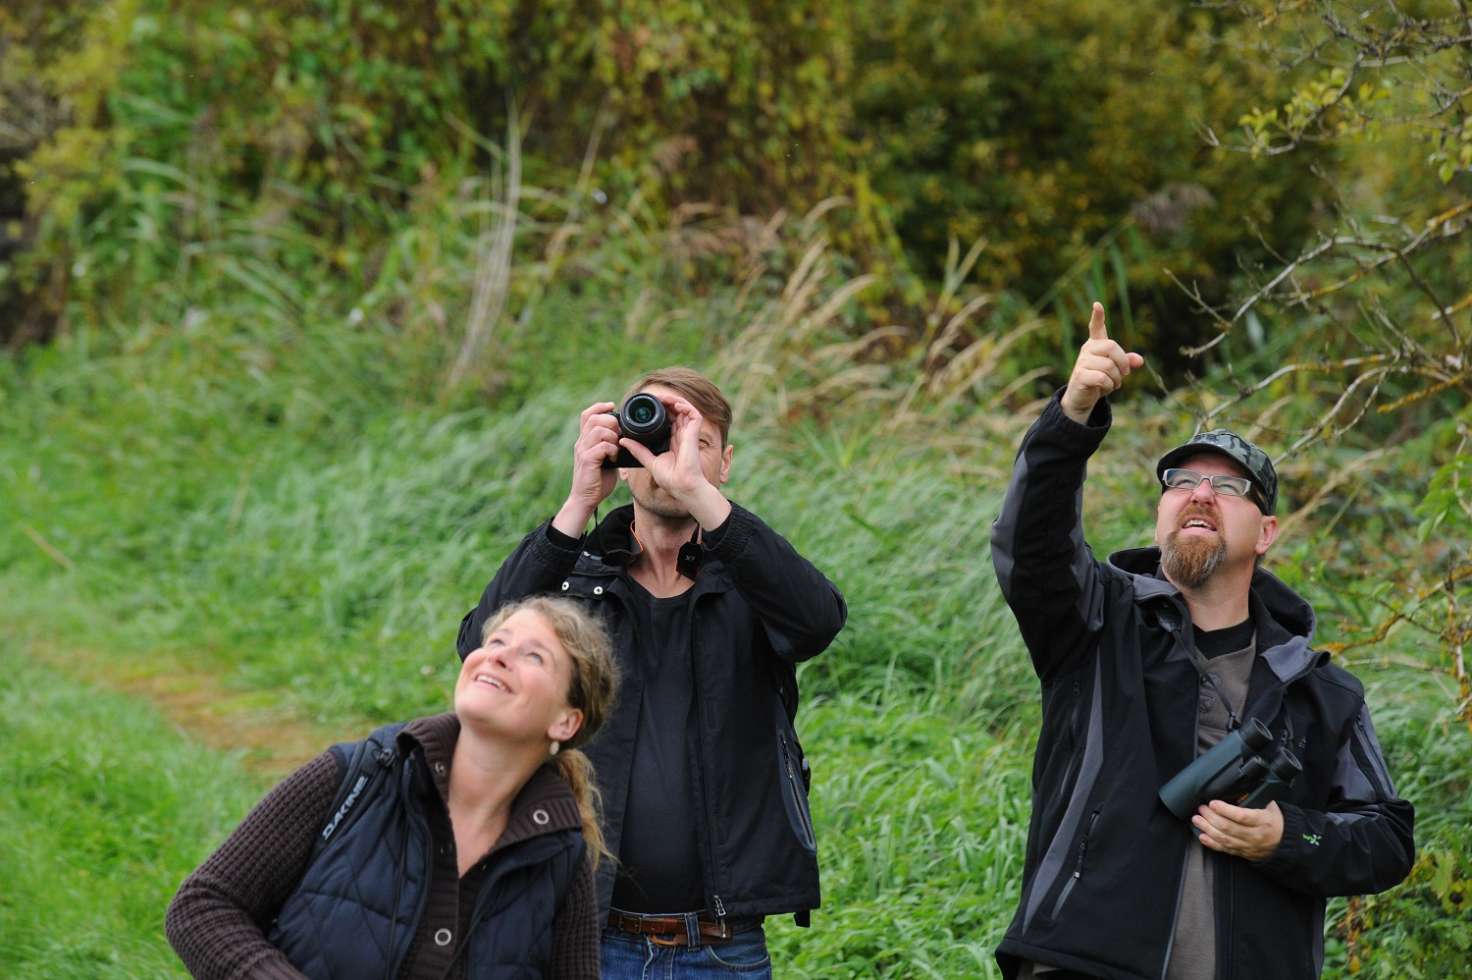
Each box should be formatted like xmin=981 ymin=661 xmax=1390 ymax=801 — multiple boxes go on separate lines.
xmin=166 ymin=596 xmax=619 ymax=979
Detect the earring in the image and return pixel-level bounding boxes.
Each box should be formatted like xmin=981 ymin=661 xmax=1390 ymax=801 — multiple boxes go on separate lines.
xmin=549 ymin=741 xmax=560 ymax=756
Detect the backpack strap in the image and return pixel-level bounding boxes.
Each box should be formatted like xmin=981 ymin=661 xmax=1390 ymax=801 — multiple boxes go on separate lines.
xmin=312 ymin=720 xmax=409 ymax=861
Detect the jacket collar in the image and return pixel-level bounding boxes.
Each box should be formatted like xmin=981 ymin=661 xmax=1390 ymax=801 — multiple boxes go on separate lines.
xmin=1108 ymin=546 xmax=1325 ymax=683
xmin=578 ymin=503 xmax=733 ymax=595
xmin=584 ymin=504 xmax=643 ymax=568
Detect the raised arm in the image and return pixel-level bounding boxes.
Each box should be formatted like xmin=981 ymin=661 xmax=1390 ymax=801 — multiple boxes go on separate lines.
xmin=165 ymin=752 xmax=339 ymax=980
xmin=991 ymin=303 xmax=1143 ymax=682
xmin=704 ymin=502 xmax=847 ymax=663
xmin=457 ymin=402 xmax=624 ymax=658
xmin=620 ymin=393 xmax=845 ymax=662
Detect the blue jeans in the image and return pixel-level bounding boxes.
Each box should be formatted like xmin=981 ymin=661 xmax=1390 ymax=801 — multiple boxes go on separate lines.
xmin=600 ymin=924 xmax=772 ymax=979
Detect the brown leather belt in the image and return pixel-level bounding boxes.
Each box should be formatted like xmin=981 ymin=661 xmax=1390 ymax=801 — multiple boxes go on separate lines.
xmin=605 ymin=909 xmax=756 ymax=947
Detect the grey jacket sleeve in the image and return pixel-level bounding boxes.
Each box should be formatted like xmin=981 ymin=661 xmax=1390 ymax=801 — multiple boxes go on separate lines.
xmin=1255 ymin=701 xmax=1415 ymax=896
xmin=990 ymin=391 xmax=1114 ymax=683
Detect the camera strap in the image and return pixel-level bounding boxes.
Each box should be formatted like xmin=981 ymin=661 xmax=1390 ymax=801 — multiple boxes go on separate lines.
xmin=629 ymin=519 xmax=705 ymax=581
xmin=1157 ymin=602 xmax=1247 ymax=732
xmin=1184 ymin=638 xmax=1244 ymax=733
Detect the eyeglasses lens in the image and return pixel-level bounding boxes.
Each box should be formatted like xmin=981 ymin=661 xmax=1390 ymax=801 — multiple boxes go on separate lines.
xmin=1162 ymin=469 xmax=1251 ymax=498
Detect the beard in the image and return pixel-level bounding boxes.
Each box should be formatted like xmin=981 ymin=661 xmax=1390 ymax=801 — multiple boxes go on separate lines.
xmin=629 ymin=481 xmax=691 ymax=521
xmin=1161 ymin=530 xmax=1227 ymax=589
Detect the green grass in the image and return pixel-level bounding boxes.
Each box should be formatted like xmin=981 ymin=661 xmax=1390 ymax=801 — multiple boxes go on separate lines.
xmin=768 ymin=696 xmax=1034 ymax=978
xmin=0 ymin=642 xmax=265 ymax=979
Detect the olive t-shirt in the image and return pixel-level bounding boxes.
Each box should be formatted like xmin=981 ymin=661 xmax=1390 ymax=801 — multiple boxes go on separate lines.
xmin=1164 ymin=620 xmax=1257 ymax=980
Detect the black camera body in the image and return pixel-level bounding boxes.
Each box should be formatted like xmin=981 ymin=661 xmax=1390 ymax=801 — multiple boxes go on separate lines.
xmin=1159 ymin=718 xmax=1302 ymax=822
xmin=605 ymin=392 xmax=672 ymax=469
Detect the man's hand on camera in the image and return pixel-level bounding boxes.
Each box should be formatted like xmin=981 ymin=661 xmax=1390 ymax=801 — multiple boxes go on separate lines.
xmin=1060 ymin=302 xmax=1145 ymax=424
xmin=619 ymin=395 xmax=732 ymax=530
xmin=552 ymin=401 xmax=621 ymax=538
xmin=1194 ymin=799 xmax=1284 ymax=862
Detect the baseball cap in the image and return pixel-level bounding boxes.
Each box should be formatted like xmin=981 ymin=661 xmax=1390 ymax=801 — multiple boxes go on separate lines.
xmin=1156 ymin=429 xmax=1278 ymax=514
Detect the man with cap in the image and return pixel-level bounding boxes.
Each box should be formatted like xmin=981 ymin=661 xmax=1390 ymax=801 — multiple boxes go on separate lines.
xmin=990 ymin=303 xmax=1414 ymax=980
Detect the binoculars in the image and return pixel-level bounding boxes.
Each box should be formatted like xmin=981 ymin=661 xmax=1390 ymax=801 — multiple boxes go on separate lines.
xmin=605 ymin=393 xmax=672 ymax=469
xmin=1159 ymin=718 xmax=1301 ymax=821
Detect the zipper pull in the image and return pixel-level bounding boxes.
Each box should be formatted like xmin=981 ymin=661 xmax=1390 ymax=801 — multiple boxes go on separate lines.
xmin=712 ymin=894 xmax=727 ymax=917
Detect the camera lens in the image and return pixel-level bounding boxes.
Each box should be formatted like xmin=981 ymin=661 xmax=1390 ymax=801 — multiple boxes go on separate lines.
xmin=621 ymin=393 xmax=666 ymax=436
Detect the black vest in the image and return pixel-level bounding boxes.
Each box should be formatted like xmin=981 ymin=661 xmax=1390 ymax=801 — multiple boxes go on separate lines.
xmin=268 ymin=723 xmax=584 ymax=980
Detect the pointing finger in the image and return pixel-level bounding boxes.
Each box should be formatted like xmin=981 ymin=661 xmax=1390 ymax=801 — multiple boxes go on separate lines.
xmin=1087 ymin=302 xmax=1108 ymax=342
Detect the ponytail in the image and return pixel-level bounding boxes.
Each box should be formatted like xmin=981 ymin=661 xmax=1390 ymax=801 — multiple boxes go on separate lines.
xmin=553 ymin=748 xmax=611 ymax=869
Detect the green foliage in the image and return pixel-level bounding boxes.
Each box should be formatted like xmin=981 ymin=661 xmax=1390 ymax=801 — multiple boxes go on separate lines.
xmin=846 ymin=0 xmax=1326 ymax=356
xmin=14 ymin=0 xmax=852 ymax=234
xmin=6 ymin=0 xmax=1343 ymax=371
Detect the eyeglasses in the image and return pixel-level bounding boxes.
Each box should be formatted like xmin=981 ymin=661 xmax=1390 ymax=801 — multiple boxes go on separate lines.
xmin=1160 ymin=468 xmax=1266 ymax=511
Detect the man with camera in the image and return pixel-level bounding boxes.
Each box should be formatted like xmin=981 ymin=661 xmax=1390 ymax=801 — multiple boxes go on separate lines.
xmin=457 ymin=367 xmax=846 ymax=978
xmin=991 ymin=304 xmax=1414 ymax=980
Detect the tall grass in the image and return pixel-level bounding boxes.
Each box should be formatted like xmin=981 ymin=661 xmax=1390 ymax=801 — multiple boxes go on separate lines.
xmin=3 ymin=160 xmax=1468 ymax=976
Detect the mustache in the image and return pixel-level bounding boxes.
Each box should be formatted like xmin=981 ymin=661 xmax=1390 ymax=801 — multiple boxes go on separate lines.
xmin=1176 ymin=504 xmax=1220 ymax=527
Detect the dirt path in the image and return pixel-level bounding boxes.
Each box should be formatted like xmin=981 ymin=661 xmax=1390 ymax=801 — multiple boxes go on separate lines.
xmin=21 ymin=631 xmax=342 ymax=779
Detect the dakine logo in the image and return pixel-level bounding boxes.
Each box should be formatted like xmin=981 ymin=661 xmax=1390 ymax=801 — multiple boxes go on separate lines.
xmin=322 ymin=774 xmax=370 ymax=842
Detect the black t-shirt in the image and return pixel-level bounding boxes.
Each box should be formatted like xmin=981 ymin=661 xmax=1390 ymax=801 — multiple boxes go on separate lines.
xmin=610 ymin=577 xmax=705 ymax=913
xmin=1193 ymin=617 xmax=1255 ymax=659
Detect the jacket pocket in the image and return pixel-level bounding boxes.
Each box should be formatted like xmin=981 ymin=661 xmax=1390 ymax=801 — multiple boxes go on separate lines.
xmin=777 ymin=730 xmax=817 ymax=853
xmin=1049 ymin=808 xmax=1100 ymax=920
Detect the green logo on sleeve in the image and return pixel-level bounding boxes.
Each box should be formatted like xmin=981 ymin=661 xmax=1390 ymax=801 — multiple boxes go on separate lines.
xmin=1303 ymin=833 xmax=1322 ymax=846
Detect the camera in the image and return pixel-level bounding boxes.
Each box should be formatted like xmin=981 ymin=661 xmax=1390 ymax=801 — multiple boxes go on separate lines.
xmin=1159 ymin=718 xmax=1302 ymax=822
xmin=605 ymin=392 xmax=672 ymax=469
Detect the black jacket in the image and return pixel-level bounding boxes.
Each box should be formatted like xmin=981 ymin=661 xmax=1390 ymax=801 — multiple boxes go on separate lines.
xmin=457 ymin=502 xmax=846 ymax=923
xmin=990 ymin=395 xmax=1414 ymax=980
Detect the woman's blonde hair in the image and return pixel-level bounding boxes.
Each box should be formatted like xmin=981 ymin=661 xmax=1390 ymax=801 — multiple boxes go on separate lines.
xmin=480 ymin=596 xmax=619 ymax=866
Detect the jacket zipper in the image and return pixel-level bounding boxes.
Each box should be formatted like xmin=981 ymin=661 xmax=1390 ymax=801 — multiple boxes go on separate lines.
xmin=1049 ymin=808 xmax=1099 ymax=919
xmin=1160 ymin=628 xmax=1202 ymax=980
xmin=1218 ymin=853 xmax=1235 ymax=979
xmin=386 ymin=765 xmax=433 ymax=980
xmin=780 ymin=731 xmax=816 ymax=848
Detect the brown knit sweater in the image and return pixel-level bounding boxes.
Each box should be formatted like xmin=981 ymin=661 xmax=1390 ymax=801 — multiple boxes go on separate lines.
xmin=165 ymin=714 xmax=600 ymax=979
